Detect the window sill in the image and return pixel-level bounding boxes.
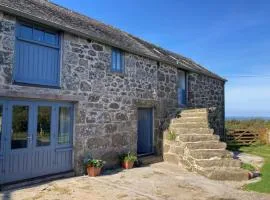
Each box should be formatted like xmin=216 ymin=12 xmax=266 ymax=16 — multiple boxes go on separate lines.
xmin=107 ymin=71 xmax=125 ymax=78
xmin=13 ymin=81 xmax=61 ymax=89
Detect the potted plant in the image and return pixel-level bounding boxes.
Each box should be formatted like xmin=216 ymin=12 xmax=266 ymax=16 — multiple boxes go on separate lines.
xmin=120 ymin=152 xmax=137 ymax=169
xmin=84 ymin=156 xmax=105 ymax=177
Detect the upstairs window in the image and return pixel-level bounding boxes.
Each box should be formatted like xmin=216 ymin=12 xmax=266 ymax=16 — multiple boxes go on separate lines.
xmin=14 ymin=22 xmax=60 ymax=87
xmin=111 ymin=48 xmax=124 ymax=73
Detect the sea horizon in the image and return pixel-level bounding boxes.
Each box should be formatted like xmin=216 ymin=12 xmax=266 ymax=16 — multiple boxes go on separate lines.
xmin=226 ymin=116 xmax=270 ymax=120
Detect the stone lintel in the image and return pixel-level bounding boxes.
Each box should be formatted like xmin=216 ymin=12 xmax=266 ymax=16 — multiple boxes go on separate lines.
xmin=0 ymin=90 xmax=84 ymax=102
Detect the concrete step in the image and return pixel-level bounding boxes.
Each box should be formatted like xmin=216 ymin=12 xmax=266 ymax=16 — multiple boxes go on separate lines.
xmin=190 ymin=149 xmax=232 ymax=160
xmin=172 ymin=117 xmax=208 ymax=123
xmin=179 ymin=113 xmax=208 ymax=118
xmin=177 ymin=134 xmax=220 ymax=142
xmin=138 ymin=155 xmax=163 ymax=166
xmin=181 ymin=108 xmax=208 ymax=113
xmin=170 ymin=122 xmax=209 ymax=129
xmin=163 ymin=153 xmax=179 ymax=165
xmin=195 ymin=158 xmax=242 ymax=168
xmin=172 ymin=128 xmax=214 ymax=135
xmin=184 ymin=141 xmax=226 ymax=150
xmin=197 ymin=168 xmax=249 ymax=181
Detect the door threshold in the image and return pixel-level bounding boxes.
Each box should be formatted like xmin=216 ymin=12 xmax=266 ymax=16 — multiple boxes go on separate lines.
xmin=0 ymin=171 xmax=74 ymax=191
xmin=138 ymin=152 xmax=155 ymax=157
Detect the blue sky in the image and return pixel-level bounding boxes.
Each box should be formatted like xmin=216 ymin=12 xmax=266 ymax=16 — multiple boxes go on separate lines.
xmin=52 ymin=0 xmax=270 ymax=117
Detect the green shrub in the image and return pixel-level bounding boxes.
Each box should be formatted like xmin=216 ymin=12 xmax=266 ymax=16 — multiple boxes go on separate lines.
xmin=119 ymin=152 xmax=137 ymax=162
xmin=83 ymin=154 xmax=105 ymax=168
xmin=85 ymin=159 xmax=105 ymax=168
xmin=167 ymin=129 xmax=176 ymax=141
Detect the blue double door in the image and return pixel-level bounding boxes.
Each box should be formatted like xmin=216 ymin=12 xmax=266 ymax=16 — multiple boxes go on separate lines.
xmin=0 ymin=99 xmax=73 ymax=184
xmin=137 ymin=108 xmax=153 ymax=155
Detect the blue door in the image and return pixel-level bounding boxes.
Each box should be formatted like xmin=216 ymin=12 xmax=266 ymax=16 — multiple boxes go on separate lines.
xmin=137 ymin=108 xmax=153 ymax=155
xmin=0 ymin=99 xmax=73 ymax=184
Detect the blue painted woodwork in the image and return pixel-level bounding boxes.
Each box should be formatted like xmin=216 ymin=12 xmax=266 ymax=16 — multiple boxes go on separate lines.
xmin=14 ymin=22 xmax=60 ymax=87
xmin=137 ymin=108 xmax=153 ymax=155
xmin=111 ymin=48 xmax=124 ymax=73
xmin=178 ymin=88 xmax=186 ymax=106
xmin=0 ymin=99 xmax=73 ymax=184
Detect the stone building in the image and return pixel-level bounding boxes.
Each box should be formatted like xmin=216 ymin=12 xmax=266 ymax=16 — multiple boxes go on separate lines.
xmin=0 ymin=0 xmax=226 ymax=184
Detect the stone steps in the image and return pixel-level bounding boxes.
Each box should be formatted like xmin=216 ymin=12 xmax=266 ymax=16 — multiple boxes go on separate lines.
xmin=184 ymin=141 xmax=226 ymax=150
xmin=196 ymin=168 xmax=249 ymax=181
xmin=189 ymin=149 xmax=232 ymax=160
xmin=195 ymin=158 xmax=241 ymax=169
xmin=179 ymin=111 xmax=208 ymax=118
xmin=172 ymin=117 xmax=208 ymax=123
xmin=180 ymin=108 xmax=208 ymax=113
xmin=163 ymin=108 xmax=248 ymax=181
xmin=170 ymin=122 xmax=209 ymax=129
xmin=177 ymin=134 xmax=220 ymax=142
xmin=171 ymin=128 xmax=214 ymax=135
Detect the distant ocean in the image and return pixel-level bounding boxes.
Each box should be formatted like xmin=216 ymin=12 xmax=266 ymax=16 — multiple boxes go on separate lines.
xmin=226 ymin=116 xmax=270 ymax=120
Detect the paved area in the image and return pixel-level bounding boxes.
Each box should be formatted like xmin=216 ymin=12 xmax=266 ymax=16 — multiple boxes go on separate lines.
xmin=1 ymin=162 xmax=270 ymax=200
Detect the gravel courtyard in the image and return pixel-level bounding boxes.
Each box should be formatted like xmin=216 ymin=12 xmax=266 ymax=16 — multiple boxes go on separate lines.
xmin=1 ymin=162 xmax=270 ymax=200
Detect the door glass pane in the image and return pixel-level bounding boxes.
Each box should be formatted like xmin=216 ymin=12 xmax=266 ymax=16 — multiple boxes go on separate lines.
xmin=11 ymin=106 xmax=29 ymax=149
xmin=37 ymin=106 xmax=51 ymax=147
xmin=0 ymin=105 xmax=3 ymax=150
xmin=58 ymin=107 xmax=71 ymax=145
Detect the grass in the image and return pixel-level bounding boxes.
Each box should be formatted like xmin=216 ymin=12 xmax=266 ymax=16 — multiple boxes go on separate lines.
xmin=241 ymin=163 xmax=256 ymax=171
xmin=228 ymin=144 xmax=270 ymax=193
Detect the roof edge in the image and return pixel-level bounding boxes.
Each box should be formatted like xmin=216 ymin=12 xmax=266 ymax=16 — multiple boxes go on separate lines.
xmin=0 ymin=3 xmax=227 ymax=82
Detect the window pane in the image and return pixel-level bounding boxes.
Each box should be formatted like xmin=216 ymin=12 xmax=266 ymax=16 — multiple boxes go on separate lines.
xmin=33 ymin=28 xmax=44 ymax=42
xmin=20 ymin=24 xmax=32 ymax=40
xmin=0 ymin=105 xmax=2 ymax=150
xmin=37 ymin=106 xmax=51 ymax=147
xmin=45 ymin=32 xmax=57 ymax=45
xmin=116 ymin=52 xmax=121 ymax=71
xmin=58 ymin=107 xmax=71 ymax=145
xmin=112 ymin=49 xmax=123 ymax=72
xmin=11 ymin=106 xmax=29 ymax=149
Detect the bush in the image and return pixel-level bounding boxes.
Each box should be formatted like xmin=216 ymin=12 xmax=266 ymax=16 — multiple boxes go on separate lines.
xmin=119 ymin=152 xmax=137 ymax=162
xmin=167 ymin=129 xmax=176 ymax=141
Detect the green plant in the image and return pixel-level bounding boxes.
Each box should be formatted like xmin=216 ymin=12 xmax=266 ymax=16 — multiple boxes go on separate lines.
xmin=167 ymin=129 xmax=176 ymax=141
xmin=119 ymin=152 xmax=137 ymax=162
xmin=83 ymin=154 xmax=105 ymax=168
xmin=86 ymin=159 xmax=105 ymax=168
xmin=241 ymin=162 xmax=256 ymax=171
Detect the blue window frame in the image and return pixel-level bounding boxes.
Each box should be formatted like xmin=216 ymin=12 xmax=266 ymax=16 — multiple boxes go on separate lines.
xmin=111 ymin=48 xmax=124 ymax=73
xmin=14 ymin=22 xmax=60 ymax=87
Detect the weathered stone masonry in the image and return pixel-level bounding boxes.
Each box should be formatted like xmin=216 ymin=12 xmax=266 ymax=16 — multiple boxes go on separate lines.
xmin=0 ymin=12 xmax=225 ymax=174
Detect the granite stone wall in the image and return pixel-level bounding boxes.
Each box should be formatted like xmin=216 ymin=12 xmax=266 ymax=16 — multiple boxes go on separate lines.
xmin=0 ymin=11 xmax=225 ymax=174
xmin=187 ymin=73 xmax=225 ymax=139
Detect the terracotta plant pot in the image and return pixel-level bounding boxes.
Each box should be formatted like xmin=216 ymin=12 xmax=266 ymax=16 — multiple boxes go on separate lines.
xmin=122 ymin=161 xmax=134 ymax=169
xmin=87 ymin=166 xmax=101 ymax=177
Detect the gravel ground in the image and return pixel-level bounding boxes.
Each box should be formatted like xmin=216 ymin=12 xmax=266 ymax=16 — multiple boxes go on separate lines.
xmin=1 ymin=162 xmax=270 ymax=200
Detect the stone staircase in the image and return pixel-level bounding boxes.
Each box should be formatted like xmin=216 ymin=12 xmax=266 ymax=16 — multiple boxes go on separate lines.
xmin=163 ymin=108 xmax=249 ymax=181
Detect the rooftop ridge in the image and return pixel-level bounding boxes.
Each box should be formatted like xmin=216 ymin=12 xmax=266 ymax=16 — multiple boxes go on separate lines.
xmin=0 ymin=0 xmax=226 ymax=81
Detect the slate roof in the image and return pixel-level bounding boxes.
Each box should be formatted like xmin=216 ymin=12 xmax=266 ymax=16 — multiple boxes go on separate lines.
xmin=0 ymin=0 xmax=226 ymax=81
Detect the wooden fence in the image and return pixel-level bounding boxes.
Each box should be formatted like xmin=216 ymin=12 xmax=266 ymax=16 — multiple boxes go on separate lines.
xmin=226 ymin=129 xmax=259 ymax=145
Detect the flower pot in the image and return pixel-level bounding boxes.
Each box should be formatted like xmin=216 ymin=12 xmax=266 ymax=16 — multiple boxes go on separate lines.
xmin=87 ymin=166 xmax=101 ymax=177
xmin=122 ymin=161 xmax=134 ymax=169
